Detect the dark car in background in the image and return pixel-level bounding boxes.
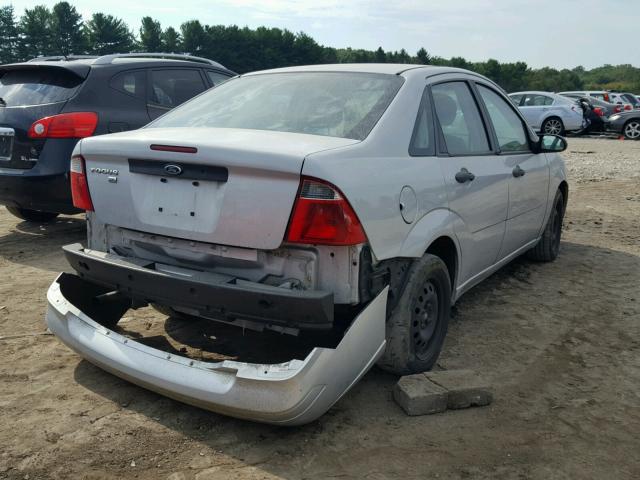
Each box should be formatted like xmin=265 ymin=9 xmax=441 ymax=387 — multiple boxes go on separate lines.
xmin=606 ymin=110 xmax=640 ymax=140
xmin=0 ymin=53 xmax=234 ymax=222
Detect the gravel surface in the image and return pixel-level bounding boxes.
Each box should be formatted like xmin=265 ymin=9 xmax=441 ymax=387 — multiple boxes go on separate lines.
xmin=0 ymin=137 xmax=639 ymax=480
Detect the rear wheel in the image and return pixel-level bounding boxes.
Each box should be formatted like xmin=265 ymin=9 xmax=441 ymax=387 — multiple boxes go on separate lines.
xmin=5 ymin=206 xmax=59 ymax=222
xmin=623 ymin=120 xmax=640 ymax=140
xmin=541 ymin=117 xmax=564 ymax=136
xmin=527 ymin=189 xmax=564 ymax=262
xmin=377 ymin=254 xmax=451 ymax=376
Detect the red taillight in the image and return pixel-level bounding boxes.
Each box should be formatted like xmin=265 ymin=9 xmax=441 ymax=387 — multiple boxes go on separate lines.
xmin=28 ymin=112 xmax=98 ymax=139
xmin=593 ymin=107 xmax=604 ymax=117
xmin=70 ymin=155 xmax=94 ymax=211
xmin=624 ymin=104 xmax=632 ymax=111
xmin=603 ymin=93 xmax=610 ymax=102
xmin=614 ymin=105 xmax=622 ymax=113
xmin=285 ymin=177 xmax=367 ymax=246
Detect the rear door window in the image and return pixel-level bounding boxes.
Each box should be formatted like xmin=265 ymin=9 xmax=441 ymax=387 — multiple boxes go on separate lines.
xmin=522 ymin=94 xmax=553 ymax=106
xmin=149 ymin=69 xmax=207 ymax=109
xmin=110 ymin=70 xmax=145 ymax=98
xmin=0 ymin=69 xmax=83 ymax=106
xmin=431 ymin=82 xmax=491 ymax=155
xmin=509 ymin=94 xmax=523 ymax=106
xmin=205 ymin=70 xmax=231 ymax=86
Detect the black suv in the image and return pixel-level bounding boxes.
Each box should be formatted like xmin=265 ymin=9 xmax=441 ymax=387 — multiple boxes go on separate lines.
xmin=0 ymin=53 xmax=234 ymax=222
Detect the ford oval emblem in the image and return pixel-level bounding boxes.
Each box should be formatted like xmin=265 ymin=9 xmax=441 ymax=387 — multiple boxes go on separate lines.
xmin=164 ymin=164 xmax=183 ymax=175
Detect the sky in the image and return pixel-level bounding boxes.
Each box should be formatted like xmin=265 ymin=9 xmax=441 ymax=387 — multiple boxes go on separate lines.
xmin=8 ymin=0 xmax=640 ymax=69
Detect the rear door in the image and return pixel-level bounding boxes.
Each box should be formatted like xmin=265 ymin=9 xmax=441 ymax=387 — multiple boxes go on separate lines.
xmin=520 ymin=94 xmax=552 ymax=130
xmin=475 ymin=83 xmax=549 ymax=257
xmin=431 ymin=81 xmax=510 ymax=285
xmin=105 ymin=69 xmax=150 ymax=133
xmin=0 ymin=66 xmax=85 ymax=169
xmin=147 ymin=68 xmax=208 ymax=120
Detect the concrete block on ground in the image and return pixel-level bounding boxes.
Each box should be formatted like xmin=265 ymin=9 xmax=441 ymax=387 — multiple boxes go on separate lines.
xmin=425 ymin=369 xmax=493 ymax=409
xmin=393 ymin=373 xmax=448 ymax=416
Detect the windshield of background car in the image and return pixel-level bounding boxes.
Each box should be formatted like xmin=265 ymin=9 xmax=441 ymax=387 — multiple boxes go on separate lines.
xmin=147 ymin=72 xmax=405 ymax=140
xmin=0 ymin=69 xmax=84 ymax=106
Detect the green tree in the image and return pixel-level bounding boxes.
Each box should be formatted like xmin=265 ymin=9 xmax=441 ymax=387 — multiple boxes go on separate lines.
xmin=416 ymin=47 xmax=431 ymax=65
xmin=51 ymin=2 xmax=85 ymax=56
xmin=17 ymin=5 xmax=53 ymax=60
xmin=162 ymin=26 xmax=181 ymax=52
xmin=180 ymin=20 xmax=207 ymax=55
xmin=0 ymin=5 xmax=19 ymax=63
xmin=139 ymin=16 xmax=162 ymax=52
xmin=374 ymin=46 xmax=386 ymax=63
xmin=85 ymin=13 xmax=134 ymax=54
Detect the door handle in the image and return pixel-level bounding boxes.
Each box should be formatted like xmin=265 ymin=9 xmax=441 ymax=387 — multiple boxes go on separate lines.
xmin=512 ymin=165 xmax=526 ymax=178
xmin=455 ymin=168 xmax=475 ymax=183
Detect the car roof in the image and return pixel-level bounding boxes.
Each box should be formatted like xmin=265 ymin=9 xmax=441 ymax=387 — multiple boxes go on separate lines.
xmin=242 ymin=63 xmax=482 ymax=78
xmin=510 ymin=91 xmax=559 ymax=96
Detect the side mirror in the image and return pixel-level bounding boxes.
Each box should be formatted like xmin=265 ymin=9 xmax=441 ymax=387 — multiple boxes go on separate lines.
xmin=538 ymin=134 xmax=567 ymax=153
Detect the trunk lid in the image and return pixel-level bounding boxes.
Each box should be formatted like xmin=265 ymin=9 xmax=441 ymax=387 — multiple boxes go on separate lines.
xmin=80 ymin=127 xmax=359 ymax=250
xmin=0 ymin=65 xmax=86 ymax=169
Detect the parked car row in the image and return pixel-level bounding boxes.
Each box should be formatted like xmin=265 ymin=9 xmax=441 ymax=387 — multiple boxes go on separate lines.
xmin=0 ymin=55 xmax=573 ymax=425
xmin=509 ymin=89 xmax=640 ymax=139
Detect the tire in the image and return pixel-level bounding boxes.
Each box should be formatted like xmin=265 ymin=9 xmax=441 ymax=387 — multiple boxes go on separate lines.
xmin=541 ymin=117 xmax=564 ymax=136
xmin=623 ymin=119 xmax=640 ymax=140
xmin=5 ymin=206 xmax=59 ymax=222
xmin=527 ymin=189 xmax=564 ymax=262
xmin=377 ymin=254 xmax=451 ymax=376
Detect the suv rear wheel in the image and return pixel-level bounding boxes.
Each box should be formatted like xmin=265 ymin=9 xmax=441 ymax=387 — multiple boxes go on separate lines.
xmin=5 ymin=206 xmax=59 ymax=222
xmin=377 ymin=254 xmax=451 ymax=376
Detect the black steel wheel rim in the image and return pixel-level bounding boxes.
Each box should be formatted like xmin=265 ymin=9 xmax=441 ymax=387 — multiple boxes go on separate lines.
xmin=411 ymin=280 xmax=439 ymax=360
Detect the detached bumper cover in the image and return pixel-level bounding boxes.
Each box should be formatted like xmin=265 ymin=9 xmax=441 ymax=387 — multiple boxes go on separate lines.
xmin=46 ymin=274 xmax=388 ymax=426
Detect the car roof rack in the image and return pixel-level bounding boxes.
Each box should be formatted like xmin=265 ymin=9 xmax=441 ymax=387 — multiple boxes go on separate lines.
xmin=92 ymin=53 xmax=226 ymax=69
xmin=27 ymin=55 xmax=98 ymax=62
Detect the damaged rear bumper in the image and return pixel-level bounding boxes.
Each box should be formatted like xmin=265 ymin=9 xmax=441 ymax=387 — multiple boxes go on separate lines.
xmin=46 ymin=274 xmax=388 ymax=426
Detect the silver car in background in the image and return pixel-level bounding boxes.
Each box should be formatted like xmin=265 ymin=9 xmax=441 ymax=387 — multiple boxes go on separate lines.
xmin=509 ymin=91 xmax=585 ymax=135
xmin=46 ymin=64 xmax=568 ymax=425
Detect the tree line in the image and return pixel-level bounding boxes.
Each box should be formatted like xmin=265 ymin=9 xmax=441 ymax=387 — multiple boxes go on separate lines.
xmin=0 ymin=2 xmax=638 ymax=94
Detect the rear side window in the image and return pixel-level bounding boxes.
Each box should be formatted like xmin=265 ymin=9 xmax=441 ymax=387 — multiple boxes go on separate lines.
xmin=149 ymin=69 xmax=207 ymax=108
xmin=409 ymin=89 xmax=435 ymax=156
xmin=509 ymin=94 xmax=523 ymax=106
xmin=206 ymin=71 xmax=231 ymax=86
xmin=477 ymin=85 xmax=529 ymax=153
xmin=110 ymin=70 xmax=145 ymax=98
xmin=591 ymin=93 xmax=606 ymax=101
xmin=432 ymin=82 xmax=490 ymax=155
xmin=0 ymin=69 xmax=83 ymax=106
xmin=522 ymin=94 xmax=553 ymax=106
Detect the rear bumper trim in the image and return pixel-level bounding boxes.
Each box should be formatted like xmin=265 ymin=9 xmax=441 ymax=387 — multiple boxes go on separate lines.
xmin=62 ymin=242 xmax=334 ymax=329
xmin=46 ymin=273 xmax=388 ymax=425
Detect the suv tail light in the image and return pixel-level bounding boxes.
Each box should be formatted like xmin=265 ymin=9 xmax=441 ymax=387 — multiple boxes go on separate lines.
xmin=593 ymin=107 xmax=604 ymax=117
xmin=70 ymin=155 xmax=94 ymax=211
xmin=603 ymin=93 xmax=610 ymax=102
xmin=285 ymin=177 xmax=366 ymax=246
xmin=28 ymin=112 xmax=98 ymax=139
xmin=624 ymin=104 xmax=632 ymax=111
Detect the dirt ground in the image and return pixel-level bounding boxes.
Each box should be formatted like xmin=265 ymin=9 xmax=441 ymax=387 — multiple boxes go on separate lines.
xmin=1 ymin=137 xmax=639 ymax=480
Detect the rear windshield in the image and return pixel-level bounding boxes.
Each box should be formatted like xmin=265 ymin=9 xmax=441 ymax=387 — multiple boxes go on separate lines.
xmin=622 ymin=93 xmax=640 ymax=106
xmin=147 ymin=72 xmax=404 ymax=140
xmin=0 ymin=69 xmax=83 ymax=107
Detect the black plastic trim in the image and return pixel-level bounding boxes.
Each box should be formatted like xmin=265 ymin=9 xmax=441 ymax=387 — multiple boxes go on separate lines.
xmin=128 ymin=159 xmax=228 ymax=182
xmin=62 ymin=243 xmax=334 ymax=330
